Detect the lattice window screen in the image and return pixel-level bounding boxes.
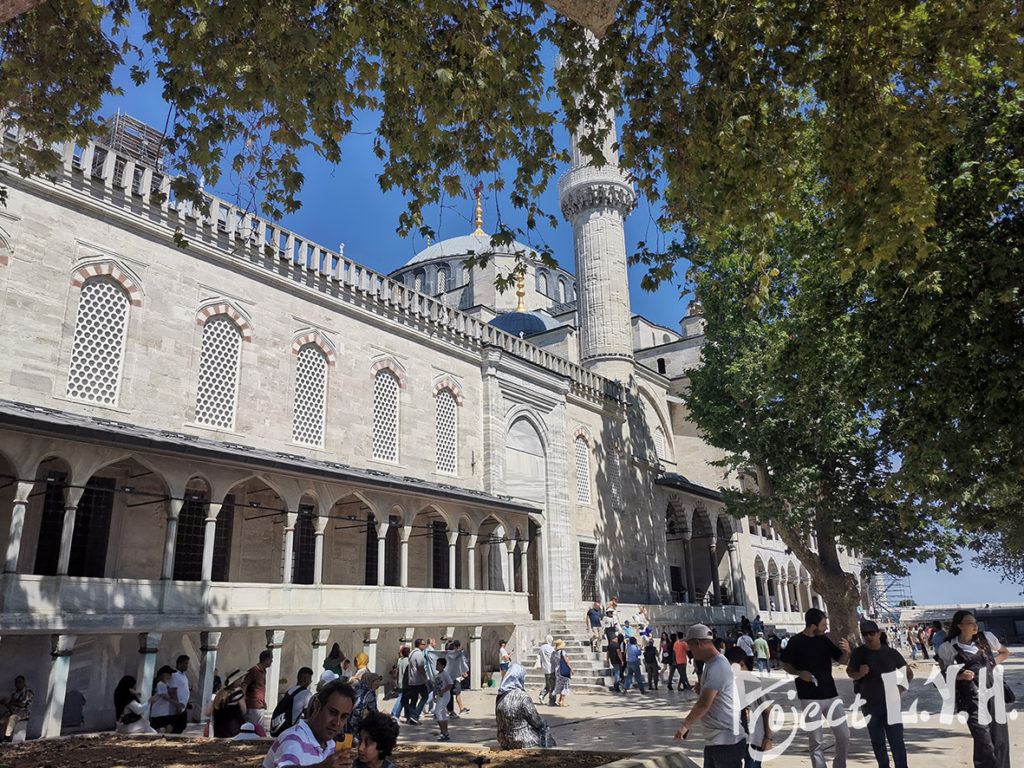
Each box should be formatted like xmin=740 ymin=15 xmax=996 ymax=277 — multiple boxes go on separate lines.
xmin=654 ymin=426 xmax=666 ymax=459
xmin=435 ymin=388 xmax=458 ymax=474
xmin=372 ymin=370 xmax=399 ymax=461
xmin=292 ymin=344 xmax=327 ymax=446
xmin=575 ymin=436 xmax=592 ymax=504
xmin=608 ymin=447 xmax=623 ymax=511
xmin=194 ymin=316 xmax=241 ymax=429
xmin=66 ymin=278 xmax=130 ymax=405
xmin=436 ymin=268 xmax=448 ymax=294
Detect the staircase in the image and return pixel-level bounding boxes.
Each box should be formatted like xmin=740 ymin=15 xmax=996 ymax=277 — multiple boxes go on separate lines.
xmin=523 ymin=626 xmax=615 ymax=692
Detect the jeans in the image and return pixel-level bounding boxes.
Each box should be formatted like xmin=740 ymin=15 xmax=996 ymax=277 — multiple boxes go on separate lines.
xmin=801 ymin=697 xmax=850 ymax=768
xmin=610 ymin=662 xmax=623 ymax=691
xmin=862 ymin=703 xmax=908 ymax=768
xmin=623 ymin=661 xmax=646 ymax=692
xmin=704 ymin=738 xmax=747 ymax=768
xmin=390 ymin=693 xmax=404 ymax=718
xmin=541 ymin=672 xmax=556 ymax=704
xmin=403 ymin=684 xmax=427 ymax=720
xmin=668 ymin=662 xmax=691 ymax=688
xmin=755 ymin=657 xmax=770 ymax=674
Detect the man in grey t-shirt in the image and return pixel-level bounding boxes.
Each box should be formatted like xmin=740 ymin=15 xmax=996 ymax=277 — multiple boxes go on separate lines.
xmin=674 ymin=624 xmax=746 ymax=767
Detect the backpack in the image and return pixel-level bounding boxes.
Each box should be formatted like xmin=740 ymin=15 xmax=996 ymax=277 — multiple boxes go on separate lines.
xmin=270 ymin=685 xmax=302 ymax=737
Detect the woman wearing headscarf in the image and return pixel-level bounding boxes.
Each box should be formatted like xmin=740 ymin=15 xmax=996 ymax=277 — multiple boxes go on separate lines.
xmin=936 ymin=610 xmax=1011 ymax=768
xmin=495 ymin=663 xmax=547 ymax=749
xmin=345 ymin=672 xmax=383 ymax=736
xmin=113 ymin=675 xmax=156 ymax=734
xmin=351 ymin=653 xmax=371 ymax=685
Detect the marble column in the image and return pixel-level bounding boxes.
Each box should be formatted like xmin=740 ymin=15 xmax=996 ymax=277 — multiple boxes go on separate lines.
xmin=399 ymin=525 xmax=411 ymax=588
xmin=518 ymin=540 xmax=530 ymax=595
xmin=481 ymin=542 xmax=490 ymax=591
xmin=56 ymin=486 xmax=85 ymax=576
xmin=160 ymin=498 xmax=184 ymax=580
xmin=263 ymin=630 xmax=285 ymax=729
xmin=362 ymin=628 xmax=380 ymax=673
xmin=312 ymin=629 xmax=331 ymax=673
xmin=282 ymin=510 xmax=297 ymax=584
xmin=469 ymin=625 xmax=483 ymax=690
xmin=708 ymin=539 xmax=721 ymax=606
xmin=505 ymin=541 xmax=517 ymax=593
xmin=200 ymin=502 xmax=223 ymax=582
xmin=726 ymin=541 xmax=743 ymax=606
xmin=313 ymin=514 xmax=327 ymax=585
xmin=136 ymin=632 xmax=162 ymax=717
xmin=198 ymin=631 xmax=221 ymax=724
xmin=446 ymin=531 xmax=458 ymax=589
xmin=5 ymin=480 xmax=35 ymax=573
xmin=465 ymin=534 xmax=477 ymax=590
xmin=375 ymin=519 xmax=389 ymax=587
xmin=682 ymin=532 xmax=696 ymax=603
xmin=42 ymin=634 xmax=76 ymax=738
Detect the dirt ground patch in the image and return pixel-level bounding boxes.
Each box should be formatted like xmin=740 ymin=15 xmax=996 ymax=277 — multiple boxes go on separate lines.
xmin=0 ymin=735 xmax=626 ymax=768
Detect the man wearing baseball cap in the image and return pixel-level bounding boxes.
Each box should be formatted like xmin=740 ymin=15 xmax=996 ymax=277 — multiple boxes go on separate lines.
xmin=673 ymin=624 xmax=746 ymax=766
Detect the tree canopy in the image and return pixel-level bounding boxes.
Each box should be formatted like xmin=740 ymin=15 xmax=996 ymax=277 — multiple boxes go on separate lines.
xmin=2 ymin=0 xmax=1020 ymax=268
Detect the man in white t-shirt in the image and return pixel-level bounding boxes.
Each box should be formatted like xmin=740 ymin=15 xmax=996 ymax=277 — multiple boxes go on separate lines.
xmin=263 ymin=680 xmax=355 ymax=768
xmin=290 ymin=667 xmax=315 ymax=726
xmin=538 ymin=635 xmax=555 ymax=706
xmin=674 ymin=624 xmax=746 ymax=767
xmin=169 ymin=654 xmax=191 ymax=733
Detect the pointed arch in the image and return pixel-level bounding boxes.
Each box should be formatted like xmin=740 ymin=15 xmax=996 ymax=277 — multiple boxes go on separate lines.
xmin=71 ymin=259 xmax=143 ymax=306
xmin=195 ymin=301 xmax=253 ymax=342
xmin=291 ymin=330 xmax=337 ymax=365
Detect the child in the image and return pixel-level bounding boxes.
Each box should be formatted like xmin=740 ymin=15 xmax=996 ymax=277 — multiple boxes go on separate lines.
xmin=432 ymin=657 xmax=453 ymax=742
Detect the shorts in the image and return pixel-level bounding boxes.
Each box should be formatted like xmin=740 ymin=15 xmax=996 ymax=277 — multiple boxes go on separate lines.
xmin=434 ymin=692 xmax=451 ymax=722
xmin=452 ymin=679 xmax=462 ymax=696
xmin=500 ymin=662 xmax=510 ymax=672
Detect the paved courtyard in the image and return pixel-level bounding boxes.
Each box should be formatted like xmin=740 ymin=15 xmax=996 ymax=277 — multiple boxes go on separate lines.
xmin=392 ymin=649 xmax=1024 ymax=766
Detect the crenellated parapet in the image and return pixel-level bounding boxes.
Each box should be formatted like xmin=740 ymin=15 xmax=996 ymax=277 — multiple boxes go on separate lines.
xmin=558 ymin=165 xmax=636 ymax=220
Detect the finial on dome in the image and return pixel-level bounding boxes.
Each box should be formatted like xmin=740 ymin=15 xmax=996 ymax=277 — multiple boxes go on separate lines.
xmin=471 ymin=181 xmax=486 ymax=236
xmin=515 ymin=266 xmax=527 ymax=312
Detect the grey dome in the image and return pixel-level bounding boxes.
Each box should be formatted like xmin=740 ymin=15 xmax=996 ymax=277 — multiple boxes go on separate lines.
xmin=488 ymin=311 xmax=560 ymax=337
xmin=405 ymin=234 xmax=537 ymax=267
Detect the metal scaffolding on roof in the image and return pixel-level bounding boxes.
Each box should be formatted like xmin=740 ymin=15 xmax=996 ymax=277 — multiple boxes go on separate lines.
xmin=868 ymin=571 xmax=914 ymax=623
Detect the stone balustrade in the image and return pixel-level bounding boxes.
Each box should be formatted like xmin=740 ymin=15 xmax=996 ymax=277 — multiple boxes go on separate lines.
xmin=1 ymin=127 xmax=621 ymax=403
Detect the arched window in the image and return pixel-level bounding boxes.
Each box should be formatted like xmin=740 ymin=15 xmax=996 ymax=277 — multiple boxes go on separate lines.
xmin=292 ymin=344 xmax=328 ymax=446
xmin=654 ymin=426 xmax=666 ymax=459
xmin=436 ymin=267 xmax=448 ymax=294
xmin=66 ymin=278 xmax=130 ymax=405
xmin=462 ymin=264 xmax=471 ymax=285
xmin=195 ymin=316 xmax=242 ymax=429
xmin=435 ymin=388 xmax=458 ymax=474
xmin=657 ymin=358 xmax=667 ymax=374
xmin=372 ymin=370 xmax=400 ymax=461
xmin=558 ymin=279 xmax=567 ymax=303
xmin=574 ymin=436 xmax=592 ymax=504
xmin=538 ymin=272 xmax=549 ymax=295
xmin=413 ymin=270 xmax=424 ymax=292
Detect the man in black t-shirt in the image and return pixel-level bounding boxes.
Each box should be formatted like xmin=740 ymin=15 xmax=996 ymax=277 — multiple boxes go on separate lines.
xmin=607 ymin=635 xmax=625 ymax=693
xmin=847 ymin=621 xmax=912 ymax=768
xmin=780 ymin=608 xmax=851 ymax=768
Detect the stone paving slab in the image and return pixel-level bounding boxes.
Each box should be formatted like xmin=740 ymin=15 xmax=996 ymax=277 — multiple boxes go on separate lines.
xmin=402 ymin=648 xmax=1024 ymax=767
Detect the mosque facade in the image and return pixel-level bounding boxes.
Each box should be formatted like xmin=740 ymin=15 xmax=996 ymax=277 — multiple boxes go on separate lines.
xmin=0 ymin=113 xmax=861 ymax=737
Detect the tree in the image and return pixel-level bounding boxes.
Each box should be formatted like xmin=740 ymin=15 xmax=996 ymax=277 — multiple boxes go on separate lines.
xmin=2 ymin=0 xmax=1021 ymax=268
xmin=680 ymin=161 xmax=962 ymax=642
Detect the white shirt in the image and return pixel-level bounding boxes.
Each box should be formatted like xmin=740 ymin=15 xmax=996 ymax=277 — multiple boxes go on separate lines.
xmin=292 ymin=688 xmax=312 ymax=725
xmin=737 ymin=635 xmax=755 ymax=655
xmin=937 ymin=631 xmax=1001 ymax=670
xmin=170 ymin=670 xmax=190 ymax=710
xmin=150 ymin=681 xmax=175 ymax=718
xmin=539 ymin=643 xmax=554 ymax=674
xmin=263 ymin=719 xmax=335 ymax=767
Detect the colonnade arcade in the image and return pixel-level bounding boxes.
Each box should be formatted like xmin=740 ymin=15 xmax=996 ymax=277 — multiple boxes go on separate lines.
xmin=663 ymin=499 xmax=743 ymax=606
xmin=752 ymin=555 xmax=823 ymax=615
xmin=0 ymin=437 xmax=538 ymax=600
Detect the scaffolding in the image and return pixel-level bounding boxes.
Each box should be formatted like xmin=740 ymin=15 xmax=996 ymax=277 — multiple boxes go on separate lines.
xmin=868 ymin=572 xmax=914 ymax=623
xmin=99 ymin=111 xmax=165 ymax=168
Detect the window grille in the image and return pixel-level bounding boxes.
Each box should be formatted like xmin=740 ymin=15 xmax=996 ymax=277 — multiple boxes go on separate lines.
xmin=364 ymin=517 xmax=378 ymax=585
xmin=538 ymin=272 xmax=548 ymax=294
xmin=574 ymin=436 xmax=591 ymax=504
xmin=436 ymin=268 xmax=448 ymax=294
xmin=67 ymin=477 xmax=114 ymax=577
xmin=579 ymin=542 xmax=597 ymax=602
xmin=435 ymin=388 xmax=457 ymax=474
xmin=173 ymin=492 xmax=233 ymax=581
xmin=608 ymin=447 xmax=622 ymax=511
xmin=292 ymin=344 xmax=327 ymax=446
xmin=372 ymin=370 xmax=399 ymax=461
xmin=66 ymin=278 xmax=130 ymax=405
xmin=432 ymin=521 xmax=449 ymax=588
xmin=385 ymin=515 xmax=401 ymax=586
xmin=194 ymin=316 xmax=242 ymax=429
xmin=33 ymin=472 xmax=68 ymax=576
xmin=654 ymin=426 xmax=666 ymax=459
xmin=559 ymin=280 xmax=566 ymax=302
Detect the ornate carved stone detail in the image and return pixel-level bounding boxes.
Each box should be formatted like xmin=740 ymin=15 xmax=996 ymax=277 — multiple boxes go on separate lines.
xmin=560 ymin=180 xmax=636 ymax=219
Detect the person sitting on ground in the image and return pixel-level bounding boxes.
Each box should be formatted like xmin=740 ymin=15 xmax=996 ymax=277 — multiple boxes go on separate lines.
xmin=495 ymin=663 xmax=548 ymax=750
xmin=149 ymin=665 xmax=178 ymax=733
xmin=212 ymin=669 xmax=249 ymax=738
xmin=234 ymin=722 xmax=263 ymax=741
xmin=355 ymin=710 xmax=402 ymax=768
xmin=113 ymin=675 xmax=156 ymax=735
xmin=0 ymin=675 xmax=33 ymax=743
xmin=350 ymin=654 xmax=371 ymax=686
xmin=263 ymin=680 xmax=356 ymax=768
xmin=345 ymin=673 xmax=382 ymax=737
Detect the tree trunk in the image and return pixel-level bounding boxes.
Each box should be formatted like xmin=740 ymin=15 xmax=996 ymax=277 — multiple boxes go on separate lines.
xmin=0 ymin=0 xmax=45 ymax=24
xmin=542 ymin=0 xmax=618 ymax=37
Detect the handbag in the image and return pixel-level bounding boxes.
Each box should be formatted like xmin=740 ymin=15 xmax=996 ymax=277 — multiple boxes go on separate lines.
xmin=558 ymin=652 xmax=571 ymax=678
xmin=120 ymin=709 xmax=142 ymax=725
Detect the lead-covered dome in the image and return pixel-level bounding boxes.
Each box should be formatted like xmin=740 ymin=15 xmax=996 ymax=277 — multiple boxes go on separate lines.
xmin=404 ymin=233 xmax=536 ymax=267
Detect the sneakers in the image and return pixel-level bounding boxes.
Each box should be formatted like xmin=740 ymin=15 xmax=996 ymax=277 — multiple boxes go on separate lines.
xmin=460 ymin=707 xmax=470 ymax=714
xmin=405 ymin=717 xmax=421 ymax=725
xmin=437 ymin=733 xmax=451 ymax=742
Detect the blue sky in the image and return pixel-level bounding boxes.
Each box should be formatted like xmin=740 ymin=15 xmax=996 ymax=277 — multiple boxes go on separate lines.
xmin=99 ymin=49 xmax=1020 ymax=609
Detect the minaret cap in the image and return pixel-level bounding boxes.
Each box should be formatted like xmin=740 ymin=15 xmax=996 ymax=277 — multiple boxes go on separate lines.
xmin=515 ymin=267 xmax=526 ymax=312
xmin=471 ymin=182 xmax=487 ymax=236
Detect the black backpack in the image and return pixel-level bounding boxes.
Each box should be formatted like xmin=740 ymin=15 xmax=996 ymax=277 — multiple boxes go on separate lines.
xmin=270 ymin=685 xmax=303 ymax=736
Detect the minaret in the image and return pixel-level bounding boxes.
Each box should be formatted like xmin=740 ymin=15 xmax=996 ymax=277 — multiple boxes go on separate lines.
xmin=558 ymin=103 xmax=636 ymax=383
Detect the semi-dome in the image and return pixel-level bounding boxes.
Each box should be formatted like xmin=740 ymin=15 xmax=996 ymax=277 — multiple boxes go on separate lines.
xmin=404 ymin=233 xmax=537 ymax=268
xmin=487 ymin=310 xmax=560 ymax=338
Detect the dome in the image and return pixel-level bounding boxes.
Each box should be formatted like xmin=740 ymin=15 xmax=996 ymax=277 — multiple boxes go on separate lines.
xmin=487 ymin=310 xmax=560 ymax=338
xmin=404 ymin=234 xmax=537 ymax=267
